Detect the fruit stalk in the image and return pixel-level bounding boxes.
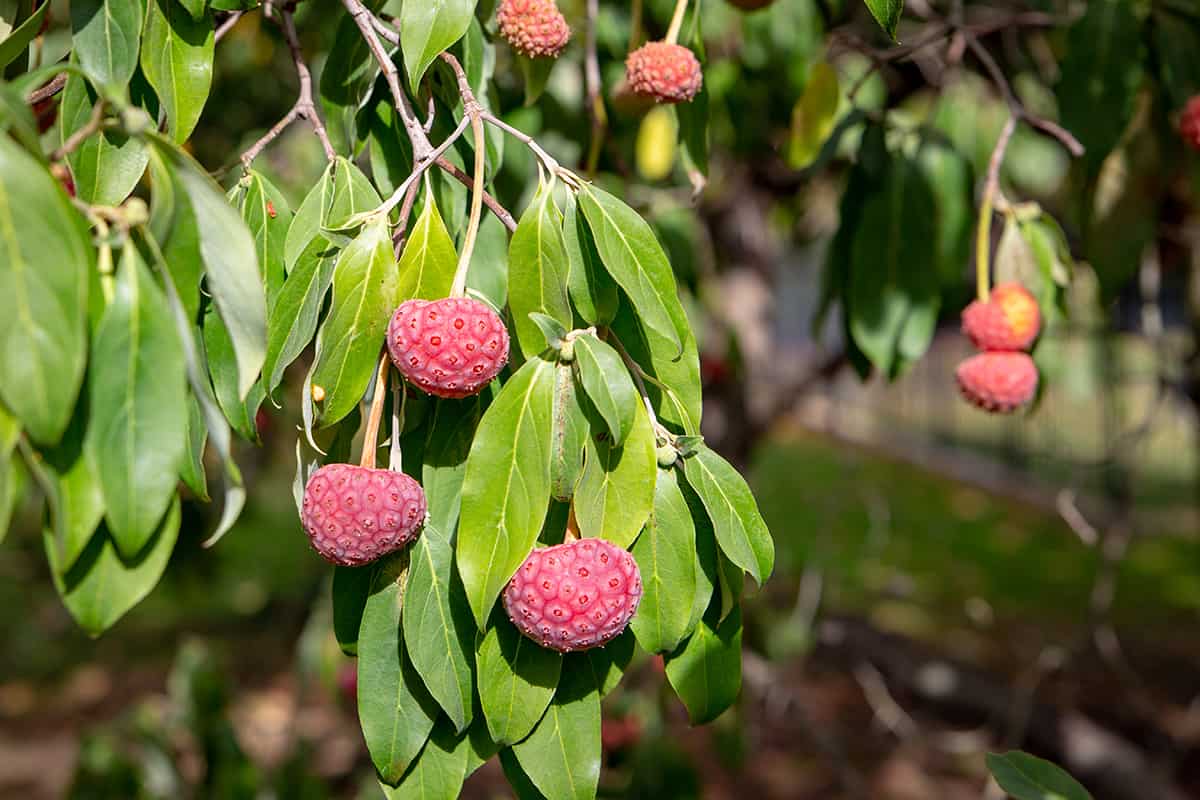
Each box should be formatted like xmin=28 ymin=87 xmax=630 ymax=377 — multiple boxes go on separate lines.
xmin=665 ymin=0 xmax=689 ymax=45
xmin=359 ymin=351 xmax=391 ymax=469
xmin=976 ymin=115 xmax=1017 ymax=303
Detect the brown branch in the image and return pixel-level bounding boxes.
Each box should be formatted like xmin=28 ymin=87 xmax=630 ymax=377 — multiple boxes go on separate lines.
xmin=240 ymin=9 xmax=335 ymax=166
xmin=27 ymin=72 xmax=66 ymax=104
xmin=583 ymin=0 xmax=606 ymax=174
xmin=214 ymin=10 xmax=243 ymax=43
xmin=51 ymin=99 xmax=106 ymax=162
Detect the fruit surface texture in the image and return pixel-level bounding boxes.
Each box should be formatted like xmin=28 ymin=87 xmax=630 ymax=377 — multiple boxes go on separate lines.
xmin=961 ymin=282 xmax=1041 ymax=352
xmin=625 ymin=42 xmax=703 ymax=104
xmin=956 ymin=352 xmax=1039 ymax=414
xmin=388 ymin=297 xmax=510 ymax=399
xmin=301 ymin=464 xmax=427 ymax=566
xmin=497 ymin=0 xmax=571 ymax=58
xmin=504 ymin=538 xmax=643 ymax=652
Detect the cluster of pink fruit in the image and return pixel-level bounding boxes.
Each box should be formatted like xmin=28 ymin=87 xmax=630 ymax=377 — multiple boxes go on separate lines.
xmin=301 ymin=294 xmax=642 ymax=654
xmin=956 ymin=283 xmax=1042 ymax=414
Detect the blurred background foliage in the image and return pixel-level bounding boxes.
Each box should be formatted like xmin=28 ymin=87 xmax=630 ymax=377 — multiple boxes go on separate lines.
xmin=6 ymin=0 xmax=1200 ymax=797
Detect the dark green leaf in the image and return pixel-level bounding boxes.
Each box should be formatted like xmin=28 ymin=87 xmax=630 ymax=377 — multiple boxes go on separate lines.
xmin=0 ymin=136 xmax=91 ymax=446
xmin=180 ymin=395 xmax=209 ymax=500
xmin=986 ymin=752 xmax=1092 ymax=800
xmin=456 ymin=357 xmax=556 ymax=628
xmin=574 ymin=402 xmax=655 ymax=549
xmin=203 ymin=308 xmax=264 ymax=442
xmin=319 ymin=15 xmax=377 ymax=156
xmin=379 ymin=717 xmax=471 ymax=800
xmin=332 ymin=563 xmax=374 ymax=656
xmin=141 ymin=0 xmax=214 ymax=143
xmin=664 ymin=606 xmax=742 ymax=725
xmin=42 ymin=413 xmax=107 ymax=572
xmin=147 ymin=148 xmax=203 ymax=321
xmin=70 ymin=0 xmax=144 ymax=89
xmin=421 ymin=396 xmax=486 ymax=534
xmin=60 ymin=74 xmax=149 ymax=205
xmin=476 ymin=618 xmax=562 ymax=746
xmin=630 ymin=469 xmax=697 ymax=653
xmin=467 ymin=212 xmax=510 ymax=310
xmin=581 ymin=631 xmax=634 ymax=698
xmin=572 ymin=334 xmax=637 ymax=445
xmin=681 ymin=445 xmax=773 ymax=586
xmin=509 ymin=182 xmax=573 ymax=357
xmin=511 ymin=663 xmax=601 ymax=800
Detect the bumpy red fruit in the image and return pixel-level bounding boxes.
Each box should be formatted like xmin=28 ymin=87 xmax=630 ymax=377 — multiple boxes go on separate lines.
xmin=497 ymin=0 xmax=571 ymax=58
xmin=625 ymin=42 xmax=703 ymax=104
xmin=387 ymin=297 xmax=510 ymax=399
xmin=1181 ymin=95 xmax=1200 ymax=151
xmin=504 ymin=538 xmax=643 ymax=653
xmin=301 ymin=464 xmax=426 ymax=566
xmin=961 ymin=282 xmax=1041 ymax=352
xmin=956 ymin=352 xmax=1038 ymax=414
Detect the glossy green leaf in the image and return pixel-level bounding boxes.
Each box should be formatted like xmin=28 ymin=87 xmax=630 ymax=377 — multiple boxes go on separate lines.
xmin=152 ymin=140 xmax=267 ymax=398
xmin=578 ymin=185 xmax=688 ymax=354
xmin=1153 ymin=7 xmax=1200 ymax=110
xmin=986 ymin=752 xmax=1092 ymax=800
xmin=239 ymin=170 xmax=292 ymax=302
xmin=512 ymin=664 xmax=601 ymax=800
xmin=141 ymin=0 xmax=214 ymax=143
xmin=319 ymin=15 xmax=377 ymax=155
xmin=608 ymin=300 xmax=701 ymax=435
xmin=311 ymin=216 xmax=398 ymax=426
xmin=87 ymin=248 xmax=186 ymax=558
xmin=0 ymin=0 xmax=48 ymax=69
xmin=262 ymin=235 xmax=340 ymax=395
xmin=630 ymin=469 xmax=698 ymax=653
xmin=60 ymin=75 xmax=148 ymax=206
xmin=664 ymin=606 xmax=742 ymax=724
xmin=42 ymin=413 xmax=107 ymax=572
xmin=332 ymin=563 xmax=374 ymax=656
xmin=379 ymin=718 xmax=471 ymax=800
xmin=404 ymin=524 xmax=475 ymax=733
xmin=421 ymin=396 xmax=486 ymax=534
xmin=397 ymin=191 xmax=457 ymax=302
xmin=326 ymin=155 xmax=383 ymax=231
xmin=863 ymin=0 xmax=902 ymax=39
xmin=358 ymin=555 xmax=441 ymax=785
xmin=147 ymin=148 xmax=203 ymax=321
xmin=681 ymin=445 xmax=773 ymax=586
xmin=0 ymin=136 xmax=91 ymax=446
xmin=203 ymin=308 xmax=264 ymax=442
xmin=284 ymin=163 xmax=335 ymax=269
xmin=400 ymin=0 xmax=475 ymax=90
xmin=70 ymin=0 xmax=144 ymax=89
xmin=572 ymin=334 xmax=637 ymax=445
xmin=499 ymin=748 xmax=549 ymax=800
xmin=456 ymin=357 xmax=556 ymax=628
xmin=549 ymin=362 xmax=588 ymax=502
xmin=476 ymin=618 xmax=562 ymax=745
xmin=508 ymin=182 xmax=573 ymax=357
xmin=574 ymin=402 xmax=655 ymax=549
xmin=44 ymin=498 xmax=181 ymax=636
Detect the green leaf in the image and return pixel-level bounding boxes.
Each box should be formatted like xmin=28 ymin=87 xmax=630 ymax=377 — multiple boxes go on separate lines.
xmin=847 ymin=153 xmax=938 ymax=375
xmin=151 ymin=141 xmax=267 ymax=398
xmin=476 ymin=618 xmax=562 ymax=746
xmin=1056 ymin=0 xmax=1143 ymax=172
xmin=1153 ymin=7 xmax=1200 ymax=110
xmin=87 ymin=247 xmax=188 ymax=559
xmin=664 ymin=606 xmax=743 ymax=724
xmin=421 ymin=396 xmax=486 ymax=534
xmin=549 ymin=362 xmax=588 ymax=502
xmin=263 ymin=235 xmax=340 ymax=395
xmin=180 ymin=396 xmax=208 ymax=499
xmin=577 ymin=185 xmax=687 ymax=354
xmin=42 ymin=413 xmax=107 ymax=572
xmin=681 ymin=445 xmax=773 ymax=586
xmin=238 ymin=170 xmax=293 ymax=303
xmin=456 ymin=357 xmax=556 ymax=628
xmin=177 ymin=0 xmax=206 ymax=20
xmin=311 ymin=216 xmax=398 ymax=426
xmin=400 ymin=0 xmax=475 ymax=89
xmin=0 ymin=79 xmax=44 ymax=155
xmin=863 ymin=0 xmax=903 ymax=39
xmin=574 ymin=402 xmax=656 ymax=549
xmin=0 ymin=404 xmax=24 ymax=543
xmin=986 ymin=752 xmax=1092 ymax=800
xmin=684 ymin=480 xmax=717 ymax=633
xmin=787 ymin=62 xmax=840 ymax=170
xmin=141 ymin=0 xmax=214 ymax=143
xmin=512 ymin=664 xmax=601 ymax=800
xmin=332 ymin=564 xmax=373 ymax=656
xmin=397 ymin=190 xmax=457 ymax=302
xmin=147 ymin=148 xmax=203 ymax=321
xmin=630 ymin=469 xmax=698 ymax=654
xmin=70 ymin=0 xmax=144 ymax=89
xmin=284 ymin=163 xmax=335 ymax=269
xmin=379 ymin=717 xmax=471 ymax=800
xmin=319 ymin=15 xmax=377 ymax=156
xmin=571 ymin=334 xmax=637 ymax=445
xmin=468 ymin=214 xmax=510 ymax=311
xmin=609 ymin=301 xmax=701 ymax=435
xmin=44 ymin=497 xmax=181 ymax=636
xmin=404 ymin=525 xmax=475 ymax=733
xmin=916 ymin=138 xmax=974 ymax=288
xmin=327 ymin=155 xmax=383 ymax=231
xmin=0 ymin=136 xmax=91 ymax=446
xmin=508 ymin=182 xmax=573 ymax=357
xmin=581 ymin=632 xmax=634 ymax=698
xmin=358 ymin=555 xmax=441 ymax=785
xmin=60 ymin=75 xmax=149 ymax=207
xmin=0 ymin=0 xmax=48 ymax=69
xmin=517 ymin=54 xmax=554 ymax=107
xmin=499 ymin=748 xmax=548 ymax=800
xmin=203 ymin=308 xmax=264 ymax=442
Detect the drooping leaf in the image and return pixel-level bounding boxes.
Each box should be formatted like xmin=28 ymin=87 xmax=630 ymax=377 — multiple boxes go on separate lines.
xmin=180 ymin=397 xmax=208 ymax=500
xmin=985 ymin=752 xmax=1092 ymax=800
xmin=70 ymin=0 xmax=144 ymax=90
xmin=863 ymin=0 xmax=903 ymax=39
xmin=476 ymin=618 xmax=562 ymax=746
xmin=681 ymin=445 xmax=774 ymax=586
xmin=87 ymin=247 xmax=187 ymax=559
xmin=202 ymin=307 xmax=264 ymax=442
xmin=572 ymin=334 xmax=638 ymax=445
xmin=508 ymin=182 xmax=573 ymax=358
xmin=578 ymin=185 xmax=688 ymax=354
xmin=788 ymin=62 xmax=840 ymax=169
xmin=397 ymin=190 xmax=457 ymax=302
xmin=319 ymin=14 xmax=378 ymax=156
xmin=332 ymin=563 xmax=374 ymax=656
xmin=400 ymin=0 xmax=475 ymax=90
xmin=511 ymin=663 xmax=601 ymax=800
xmin=238 ymin=170 xmax=293 ymax=302
xmin=311 ymin=216 xmax=398 ymax=426
xmin=141 ymin=0 xmax=214 ymax=143
xmin=608 ymin=300 xmax=701 ymax=435
xmin=421 ymin=396 xmax=487 ymax=534
xmin=262 ymin=235 xmax=340 ymax=395
xmin=44 ymin=498 xmax=181 ymax=636
xmin=563 ymin=196 xmax=617 ymax=326
xmin=42 ymin=412 xmax=107 ymax=572
xmin=630 ymin=469 xmax=698 ymax=654
xmin=379 ymin=717 xmax=471 ymax=800
xmin=456 ymin=357 xmax=556 ymax=628
xmin=574 ymin=402 xmax=656 ymax=549
xmin=664 ymin=606 xmax=743 ymax=725
xmin=404 ymin=524 xmax=475 ymax=733
xmin=358 ymin=555 xmax=441 ymax=785
xmin=0 ymin=136 xmax=92 ymax=446
xmin=549 ymin=363 xmax=588 ymax=502
xmin=147 ymin=148 xmax=203 ymax=321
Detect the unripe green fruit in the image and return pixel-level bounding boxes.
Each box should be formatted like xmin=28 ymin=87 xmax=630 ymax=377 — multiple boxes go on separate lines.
xmin=656 ymin=443 xmax=678 ymax=468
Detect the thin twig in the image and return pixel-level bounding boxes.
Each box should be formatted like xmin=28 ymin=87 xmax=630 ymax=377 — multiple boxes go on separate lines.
xmin=440 ymin=52 xmax=487 ymax=298
xmin=583 ymin=0 xmax=606 ymax=175
xmin=664 ymin=0 xmax=689 ymax=45
xmin=975 ymin=115 xmax=1016 ymax=301
xmin=392 ymin=179 xmax=423 ymax=258
xmin=27 ymin=73 xmax=66 ymax=104
xmin=51 ymin=99 xmax=107 ymax=161
xmin=215 ymin=10 xmax=243 ymax=43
